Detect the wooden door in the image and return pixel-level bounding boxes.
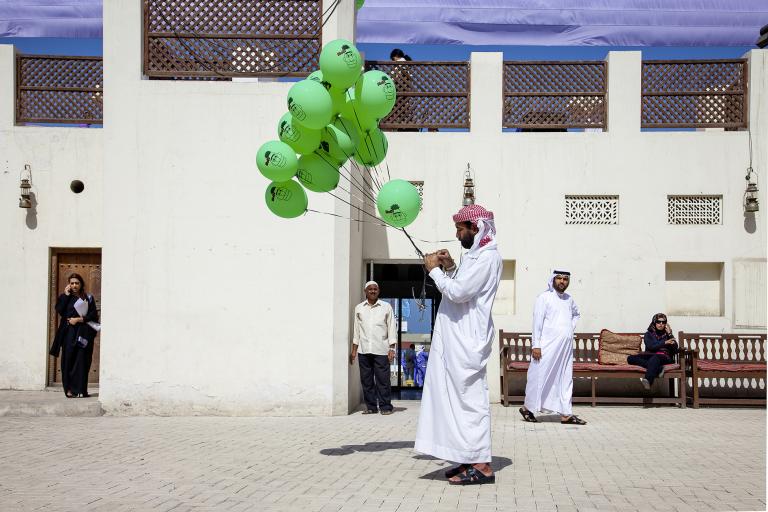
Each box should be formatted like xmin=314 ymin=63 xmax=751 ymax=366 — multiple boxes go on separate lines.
xmin=48 ymin=249 xmax=102 ymax=386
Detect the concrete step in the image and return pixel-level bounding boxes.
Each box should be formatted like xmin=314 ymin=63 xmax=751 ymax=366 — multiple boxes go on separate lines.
xmin=0 ymin=390 xmax=103 ymax=417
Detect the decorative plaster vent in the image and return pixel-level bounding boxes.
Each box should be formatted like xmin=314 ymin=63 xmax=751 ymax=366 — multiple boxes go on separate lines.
xmin=667 ymin=195 xmax=722 ymax=225
xmin=565 ymin=195 xmax=618 ymax=225
xmin=409 ymin=181 xmax=424 ymax=210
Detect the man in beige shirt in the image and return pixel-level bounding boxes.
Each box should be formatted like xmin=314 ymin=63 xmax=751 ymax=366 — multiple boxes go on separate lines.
xmin=349 ymin=281 xmax=397 ymax=415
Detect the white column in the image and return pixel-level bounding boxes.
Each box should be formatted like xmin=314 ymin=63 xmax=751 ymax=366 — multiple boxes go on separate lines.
xmin=470 ymin=52 xmax=503 ymax=135
xmin=0 ymin=44 xmax=16 ymax=129
xmin=606 ymin=51 xmax=642 ymax=134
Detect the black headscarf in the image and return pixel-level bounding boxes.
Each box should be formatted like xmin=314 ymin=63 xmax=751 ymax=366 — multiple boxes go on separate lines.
xmin=646 ymin=313 xmax=668 ymax=335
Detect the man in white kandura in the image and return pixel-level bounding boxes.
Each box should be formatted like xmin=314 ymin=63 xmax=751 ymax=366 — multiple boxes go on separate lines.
xmin=519 ymin=270 xmax=587 ymax=425
xmin=416 ymin=204 xmax=503 ymax=485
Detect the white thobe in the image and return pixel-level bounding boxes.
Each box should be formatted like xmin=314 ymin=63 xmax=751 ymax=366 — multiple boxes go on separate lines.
xmin=524 ymin=290 xmax=580 ymax=416
xmin=414 ymin=248 xmax=502 ymax=463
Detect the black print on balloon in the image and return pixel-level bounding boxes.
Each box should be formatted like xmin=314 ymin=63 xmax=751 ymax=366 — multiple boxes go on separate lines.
xmin=297 ymin=169 xmax=313 ymax=184
xmin=279 ymin=121 xmax=299 ymax=142
xmin=288 ymin=97 xmax=306 ymax=121
xmin=377 ymin=75 xmax=396 ymax=100
xmin=385 ymin=203 xmax=406 ymax=221
xmin=265 ymin=151 xmax=286 ymax=168
xmin=270 ymin=186 xmax=293 ymax=202
xmin=337 ymin=44 xmax=357 ymax=68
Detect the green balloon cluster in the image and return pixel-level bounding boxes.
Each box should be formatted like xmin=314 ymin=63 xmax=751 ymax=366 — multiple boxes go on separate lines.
xmin=258 ymin=39 xmax=400 ymax=219
xmin=376 ymin=180 xmax=421 ymax=228
xmin=257 ymin=140 xmax=298 ymax=182
xmin=265 ymin=180 xmax=308 ymax=218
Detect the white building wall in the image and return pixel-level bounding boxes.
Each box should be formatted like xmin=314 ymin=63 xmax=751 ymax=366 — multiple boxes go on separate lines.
xmin=0 ymin=45 xmax=103 ymax=390
xmin=0 ymin=6 xmax=764 ymax=412
xmin=363 ymin=51 xmax=767 ymax=402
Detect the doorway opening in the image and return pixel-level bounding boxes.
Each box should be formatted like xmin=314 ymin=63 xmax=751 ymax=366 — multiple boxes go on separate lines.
xmin=368 ymin=262 xmax=441 ymax=400
xmin=47 ymin=248 xmax=102 ymax=389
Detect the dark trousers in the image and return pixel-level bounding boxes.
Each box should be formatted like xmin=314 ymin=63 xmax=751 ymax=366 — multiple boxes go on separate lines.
xmin=627 ymin=353 xmax=672 ymax=384
xmin=358 ymin=353 xmax=392 ymax=412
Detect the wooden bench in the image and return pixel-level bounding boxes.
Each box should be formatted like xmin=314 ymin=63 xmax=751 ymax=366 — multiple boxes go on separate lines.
xmin=678 ymin=332 xmax=766 ymax=408
xmin=499 ymin=331 xmax=687 ymax=408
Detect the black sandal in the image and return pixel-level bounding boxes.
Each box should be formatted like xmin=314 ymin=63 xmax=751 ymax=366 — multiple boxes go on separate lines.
xmin=444 ymin=464 xmax=470 ymax=479
xmin=448 ymin=467 xmax=495 ymax=486
xmin=361 ymin=409 xmax=378 ymax=415
xmin=519 ymin=407 xmax=538 ymax=423
xmin=561 ymin=415 xmax=587 ymax=425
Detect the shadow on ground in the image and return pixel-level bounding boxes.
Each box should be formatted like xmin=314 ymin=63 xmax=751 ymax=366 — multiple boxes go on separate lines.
xmin=320 ymin=441 xmax=414 ymax=456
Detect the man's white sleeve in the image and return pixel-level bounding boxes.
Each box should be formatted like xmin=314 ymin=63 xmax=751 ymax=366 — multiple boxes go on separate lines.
xmin=571 ymin=299 xmax=580 ymax=332
xmin=352 ymin=305 xmax=360 ymax=346
xmin=532 ymin=294 xmax=546 ymax=349
xmin=428 ymin=255 xmax=492 ymax=304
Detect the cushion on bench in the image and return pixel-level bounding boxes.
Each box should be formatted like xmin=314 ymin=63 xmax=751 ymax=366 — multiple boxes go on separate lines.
xmin=695 ymin=361 xmax=767 ymax=372
xmin=598 ymin=330 xmax=642 ymax=365
xmin=506 ymin=361 xmax=680 ymax=373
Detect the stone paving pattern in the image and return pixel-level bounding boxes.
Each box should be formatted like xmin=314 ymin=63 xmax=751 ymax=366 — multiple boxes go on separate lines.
xmin=0 ymin=401 xmax=764 ymax=512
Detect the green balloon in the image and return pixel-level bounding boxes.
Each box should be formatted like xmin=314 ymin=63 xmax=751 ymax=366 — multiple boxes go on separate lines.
xmin=319 ymin=39 xmax=362 ymax=90
xmin=309 ymin=70 xmax=349 ymax=117
xmin=376 ymin=179 xmax=421 ymax=228
xmin=287 ymin=79 xmax=333 ymax=130
xmin=256 ymin=140 xmax=298 ymax=181
xmin=265 ymin=180 xmax=308 ymax=219
xmin=353 ymin=128 xmax=388 ymax=167
xmin=296 ymin=154 xmax=340 ymax=193
xmin=356 ymin=0 xmax=365 ymax=8
xmin=339 ymin=90 xmax=379 ymax=133
xmin=277 ymin=112 xmax=321 ymax=155
xmin=333 ymin=116 xmax=361 ymax=151
xmin=318 ymin=124 xmax=355 ymax=164
xmin=354 ymin=70 xmax=397 ymax=119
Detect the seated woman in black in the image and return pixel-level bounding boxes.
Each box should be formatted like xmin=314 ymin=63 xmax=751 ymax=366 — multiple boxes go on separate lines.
xmin=627 ymin=313 xmax=678 ymax=390
xmin=49 ymin=272 xmax=99 ymax=398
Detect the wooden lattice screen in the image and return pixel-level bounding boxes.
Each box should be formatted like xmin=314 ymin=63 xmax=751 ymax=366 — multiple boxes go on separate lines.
xmin=16 ymin=55 xmax=103 ymax=125
xmin=642 ymin=59 xmax=748 ymax=129
xmin=503 ymin=61 xmax=606 ymax=130
xmin=144 ymin=0 xmax=322 ymax=79
xmin=365 ymin=61 xmax=470 ymax=130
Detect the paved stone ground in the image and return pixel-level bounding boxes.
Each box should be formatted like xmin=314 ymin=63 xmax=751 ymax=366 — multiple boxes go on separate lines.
xmin=0 ymin=401 xmax=764 ymax=512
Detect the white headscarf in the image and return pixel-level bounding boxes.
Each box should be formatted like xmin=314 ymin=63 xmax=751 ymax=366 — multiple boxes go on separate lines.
xmin=547 ymin=269 xmax=571 ymax=292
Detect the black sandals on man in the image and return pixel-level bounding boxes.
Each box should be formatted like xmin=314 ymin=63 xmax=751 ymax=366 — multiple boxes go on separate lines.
xmin=519 ymin=407 xmax=538 ymax=423
xmin=560 ymin=415 xmax=587 ymax=425
xmin=361 ymin=409 xmax=378 ymax=415
xmin=444 ymin=464 xmax=470 ymax=479
xmin=448 ymin=467 xmax=495 ymax=486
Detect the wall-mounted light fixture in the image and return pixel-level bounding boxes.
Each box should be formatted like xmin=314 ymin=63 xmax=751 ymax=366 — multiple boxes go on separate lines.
xmin=462 ymin=163 xmax=475 ymax=206
xmin=19 ymin=164 xmax=32 ymax=209
xmin=744 ymin=167 xmax=759 ymax=213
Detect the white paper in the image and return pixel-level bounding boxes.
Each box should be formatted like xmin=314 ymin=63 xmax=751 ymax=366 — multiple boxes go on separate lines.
xmin=73 ymin=298 xmax=88 ymax=317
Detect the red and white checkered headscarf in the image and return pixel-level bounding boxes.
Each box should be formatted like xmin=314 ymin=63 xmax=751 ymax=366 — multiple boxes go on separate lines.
xmin=452 ymin=204 xmax=497 ymax=252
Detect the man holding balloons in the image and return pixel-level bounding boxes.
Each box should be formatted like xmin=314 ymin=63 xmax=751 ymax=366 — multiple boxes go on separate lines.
xmin=414 ymin=204 xmax=503 ymax=485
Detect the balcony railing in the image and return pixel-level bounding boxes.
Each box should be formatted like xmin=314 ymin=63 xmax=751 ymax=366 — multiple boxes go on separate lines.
xmin=503 ymin=61 xmax=607 ymax=130
xmin=143 ymin=0 xmax=322 ymax=79
xmin=366 ymin=61 xmax=471 ymax=131
xmin=16 ymin=55 xmax=103 ymax=125
xmin=641 ymin=59 xmax=748 ymax=129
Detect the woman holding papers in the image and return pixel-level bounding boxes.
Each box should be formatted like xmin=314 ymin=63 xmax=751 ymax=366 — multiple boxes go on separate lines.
xmin=49 ymin=273 xmax=100 ymax=398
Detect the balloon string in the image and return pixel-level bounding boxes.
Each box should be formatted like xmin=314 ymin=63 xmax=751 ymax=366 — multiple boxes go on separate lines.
xmin=332 ymin=121 xmax=383 ymax=196
xmin=315 ymin=150 xmax=377 ymax=203
xmin=347 ymin=97 xmax=386 ymax=191
xmin=304 ymin=209 xmax=456 ymax=246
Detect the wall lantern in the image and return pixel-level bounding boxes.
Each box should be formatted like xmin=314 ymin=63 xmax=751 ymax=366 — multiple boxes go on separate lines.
xmin=19 ymin=164 xmax=32 ymax=209
xmin=462 ymin=163 xmax=475 ymax=206
xmin=744 ymin=167 xmax=759 ymax=213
